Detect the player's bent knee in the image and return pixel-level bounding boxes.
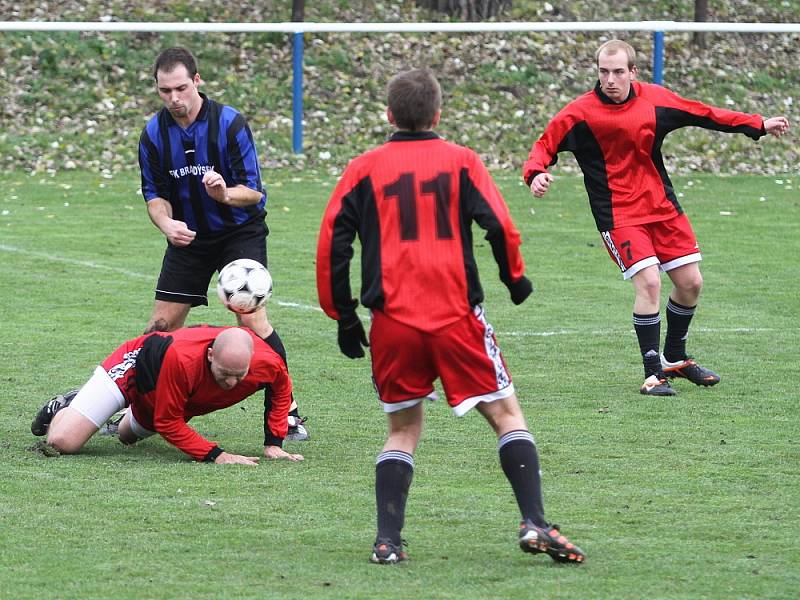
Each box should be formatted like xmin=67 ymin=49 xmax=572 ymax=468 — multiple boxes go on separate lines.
xmin=46 ymin=431 xmax=86 ymax=454
xmin=46 ymin=407 xmax=99 ymax=454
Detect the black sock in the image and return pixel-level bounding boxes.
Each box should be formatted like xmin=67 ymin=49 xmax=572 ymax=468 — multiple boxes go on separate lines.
xmin=633 ymin=312 xmax=662 ymax=377
xmin=264 ymin=330 xmax=288 ymax=365
xmin=264 ymin=330 xmax=300 ymax=415
xmin=664 ymin=299 xmax=695 ymax=363
xmin=375 ymin=451 xmax=414 ymax=544
xmin=498 ymin=430 xmax=546 ymax=527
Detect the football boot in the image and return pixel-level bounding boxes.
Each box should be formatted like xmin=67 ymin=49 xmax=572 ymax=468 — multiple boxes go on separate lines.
xmin=31 ymin=389 xmax=79 ymax=436
xmin=661 ymin=356 xmax=720 ymax=387
xmin=518 ymin=520 xmax=586 ymax=564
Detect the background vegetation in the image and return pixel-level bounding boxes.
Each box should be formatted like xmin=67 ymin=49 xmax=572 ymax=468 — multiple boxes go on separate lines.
xmin=1 ymin=0 xmax=797 ymax=175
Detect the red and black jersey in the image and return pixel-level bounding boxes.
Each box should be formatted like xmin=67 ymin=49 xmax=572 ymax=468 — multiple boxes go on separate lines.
xmin=522 ymin=81 xmax=765 ymax=231
xmin=317 ymin=131 xmax=529 ymax=333
xmin=111 ymin=326 xmax=291 ymax=461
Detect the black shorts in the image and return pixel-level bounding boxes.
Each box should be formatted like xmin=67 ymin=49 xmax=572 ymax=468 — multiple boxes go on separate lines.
xmin=155 ymin=216 xmax=269 ymax=306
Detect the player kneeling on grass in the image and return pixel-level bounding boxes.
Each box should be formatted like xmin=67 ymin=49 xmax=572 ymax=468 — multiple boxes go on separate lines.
xmin=31 ymin=326 xmax=303 ymax=464
xmin=316 ymin=68 xmax=585 ymax=564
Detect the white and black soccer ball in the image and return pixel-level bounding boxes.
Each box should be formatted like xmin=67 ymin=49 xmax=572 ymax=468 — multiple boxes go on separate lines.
xmin=216 ymin=259 xmax=272 ymax=314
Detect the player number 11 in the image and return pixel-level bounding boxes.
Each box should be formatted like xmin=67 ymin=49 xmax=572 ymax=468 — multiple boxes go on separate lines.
xmin=383 ymin=172 xmax=454 ymax=241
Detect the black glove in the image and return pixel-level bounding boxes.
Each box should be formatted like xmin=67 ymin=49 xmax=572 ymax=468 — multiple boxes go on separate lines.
xmin=337 ymin=314 xmax=369 ymax=359
xmin=507 ymin=276 xmax=533 ymax=305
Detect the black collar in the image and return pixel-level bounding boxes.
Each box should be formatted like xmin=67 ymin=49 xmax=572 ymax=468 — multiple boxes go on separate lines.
xmin=594 ymin=81 xmax=636 ymax=105
xmin=389 ymin=130 xmax=440 ymax=142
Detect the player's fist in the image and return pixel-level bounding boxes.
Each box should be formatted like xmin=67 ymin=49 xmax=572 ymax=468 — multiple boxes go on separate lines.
xmin=337 ymin=314 xmax=369 ymax=359
xmin=163 ymin=219 xmax=196 ymax=247
xmin=764 ymin=116 xmax=790 ymax=137
xmin=530 ymin=172 xmax=554 ymax=198
xmin=202 ymin=170 xmax=229 ymax=203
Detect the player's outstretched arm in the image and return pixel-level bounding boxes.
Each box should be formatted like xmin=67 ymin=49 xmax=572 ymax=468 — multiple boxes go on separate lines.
xmin=264 ymin=445 xmax=304 ymax=462
xmin=214 ymin=451 xmax=261 ymax=466
xmin=763 ymin=116 xmax=790 ymax=138
xmin=530 ymin=172 xmax=555 ymax=198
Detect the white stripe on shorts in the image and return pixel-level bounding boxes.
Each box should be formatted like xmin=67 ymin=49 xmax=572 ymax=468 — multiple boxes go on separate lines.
xmin=473 ymin=305 xmax=511 ymax=390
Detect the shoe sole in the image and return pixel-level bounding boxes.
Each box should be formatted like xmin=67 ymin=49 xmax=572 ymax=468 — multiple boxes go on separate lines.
xmin=520 ymin=538 xmax=585 ymax=564
xmin=663 ymin=371 xmax=720 ymax=387
xmin=640 ymin=388 xmax=677 ymax=396
xmin=370 ymin=553 xmax=406 ymax=564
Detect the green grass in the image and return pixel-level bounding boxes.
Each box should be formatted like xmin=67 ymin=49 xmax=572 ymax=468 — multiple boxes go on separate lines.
xmin=0 ymin=171 xmax=798 ymax=599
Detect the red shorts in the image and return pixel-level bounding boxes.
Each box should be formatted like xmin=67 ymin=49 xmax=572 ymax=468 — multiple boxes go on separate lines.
xmin=369 ymin=306 xmax=514 ymax=416
xmin=100 ymin=334 xmax=150 ymax=404
xmin=600 ymin=213 xmax=701 ymax=280
xmin=101 ymin=335 xmax=168 ymax=430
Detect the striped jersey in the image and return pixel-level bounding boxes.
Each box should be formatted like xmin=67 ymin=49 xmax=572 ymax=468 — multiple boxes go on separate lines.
xmin=138 ymin=93 xmax=266 ymax=236
xmin=316 ymin=131 xmax=528 ymax=333
xmin=522 ymin=81 xmax=765 ymax=231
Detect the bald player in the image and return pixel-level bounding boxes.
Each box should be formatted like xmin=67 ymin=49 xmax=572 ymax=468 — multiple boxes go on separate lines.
xmin=31 ymin=326 xmax=302 ymax=464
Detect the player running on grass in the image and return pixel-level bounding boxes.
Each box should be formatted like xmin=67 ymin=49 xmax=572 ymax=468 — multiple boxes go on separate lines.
xmin=317 ymin=68 xmax=585 ymax=565
xmin=31 ymin=326 xmax=303 ymax=464
xmin=523 ymin=39 xmax=790 ymax=396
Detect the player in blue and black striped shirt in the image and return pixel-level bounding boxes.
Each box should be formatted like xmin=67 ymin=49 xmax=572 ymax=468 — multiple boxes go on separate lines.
xmin=138 ymin=47 xmax=307 ymax=442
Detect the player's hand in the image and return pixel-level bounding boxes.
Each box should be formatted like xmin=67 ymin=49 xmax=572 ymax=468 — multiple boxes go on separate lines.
xmin=337 ymin=314 xmax=369 ymax=359
xmin=530 ymin=172 xmax=554 ymax=198
xmin=764 ymin=116 xmax=790 ymax=138
xmin=163 ymin=219 xmax=196 ymax=247
xmin=508 ymin=276 xmax=533 ymax=305
xmin=202 ymin=170 xmax=229 ymax=204
xmin=214 ymin=451 xmax=260 ymax=466
xmin=264 ymin=445 xmax=304 ymax=462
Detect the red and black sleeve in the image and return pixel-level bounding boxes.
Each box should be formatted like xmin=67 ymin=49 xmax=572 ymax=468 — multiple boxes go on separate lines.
xmin=316 ymin=164 xmax=372 ymax=321
xmin=463 ymin=153 xmax=532 ymax=305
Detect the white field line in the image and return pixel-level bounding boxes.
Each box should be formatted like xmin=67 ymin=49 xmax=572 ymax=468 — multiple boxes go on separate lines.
xmin=0 ymin=242 xmax=323 ymax=312
xmin=1 ymin=243 xmax=791 ymax=333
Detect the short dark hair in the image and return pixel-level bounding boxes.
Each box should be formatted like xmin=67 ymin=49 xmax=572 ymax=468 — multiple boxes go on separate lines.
xmin=153 ymin=47 xmax=198 ymax=81
xmin=387 ymin=69 xmax=442 ymax=131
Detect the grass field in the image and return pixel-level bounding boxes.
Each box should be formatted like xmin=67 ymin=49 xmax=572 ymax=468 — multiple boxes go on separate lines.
xmin=0 ymin=170 xmax=798 ymax=599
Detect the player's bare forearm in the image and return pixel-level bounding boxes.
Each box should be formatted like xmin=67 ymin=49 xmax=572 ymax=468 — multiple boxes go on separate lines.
xmin=220 ymin=184 xmax=263 ymax=207
xmin=202 ymin=170 xmax=262 ymax=207
xmin=146 ymin=197 xmax=172 ymax=227
xmin=146 ymin=198 xmax=196 ymax=246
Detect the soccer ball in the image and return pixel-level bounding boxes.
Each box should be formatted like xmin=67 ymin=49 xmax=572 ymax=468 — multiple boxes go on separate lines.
xmin=216 ymin=259 xmax=272 ymax=314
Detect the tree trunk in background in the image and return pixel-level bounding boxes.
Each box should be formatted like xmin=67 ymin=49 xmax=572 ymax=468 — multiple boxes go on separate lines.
xmin=693 ymin=0 xmax=708 ymax=48
xmin=291 ymin=0 xmax=305 ymax=22
xmin=416 ymin=0 xmax=512 ymax=21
